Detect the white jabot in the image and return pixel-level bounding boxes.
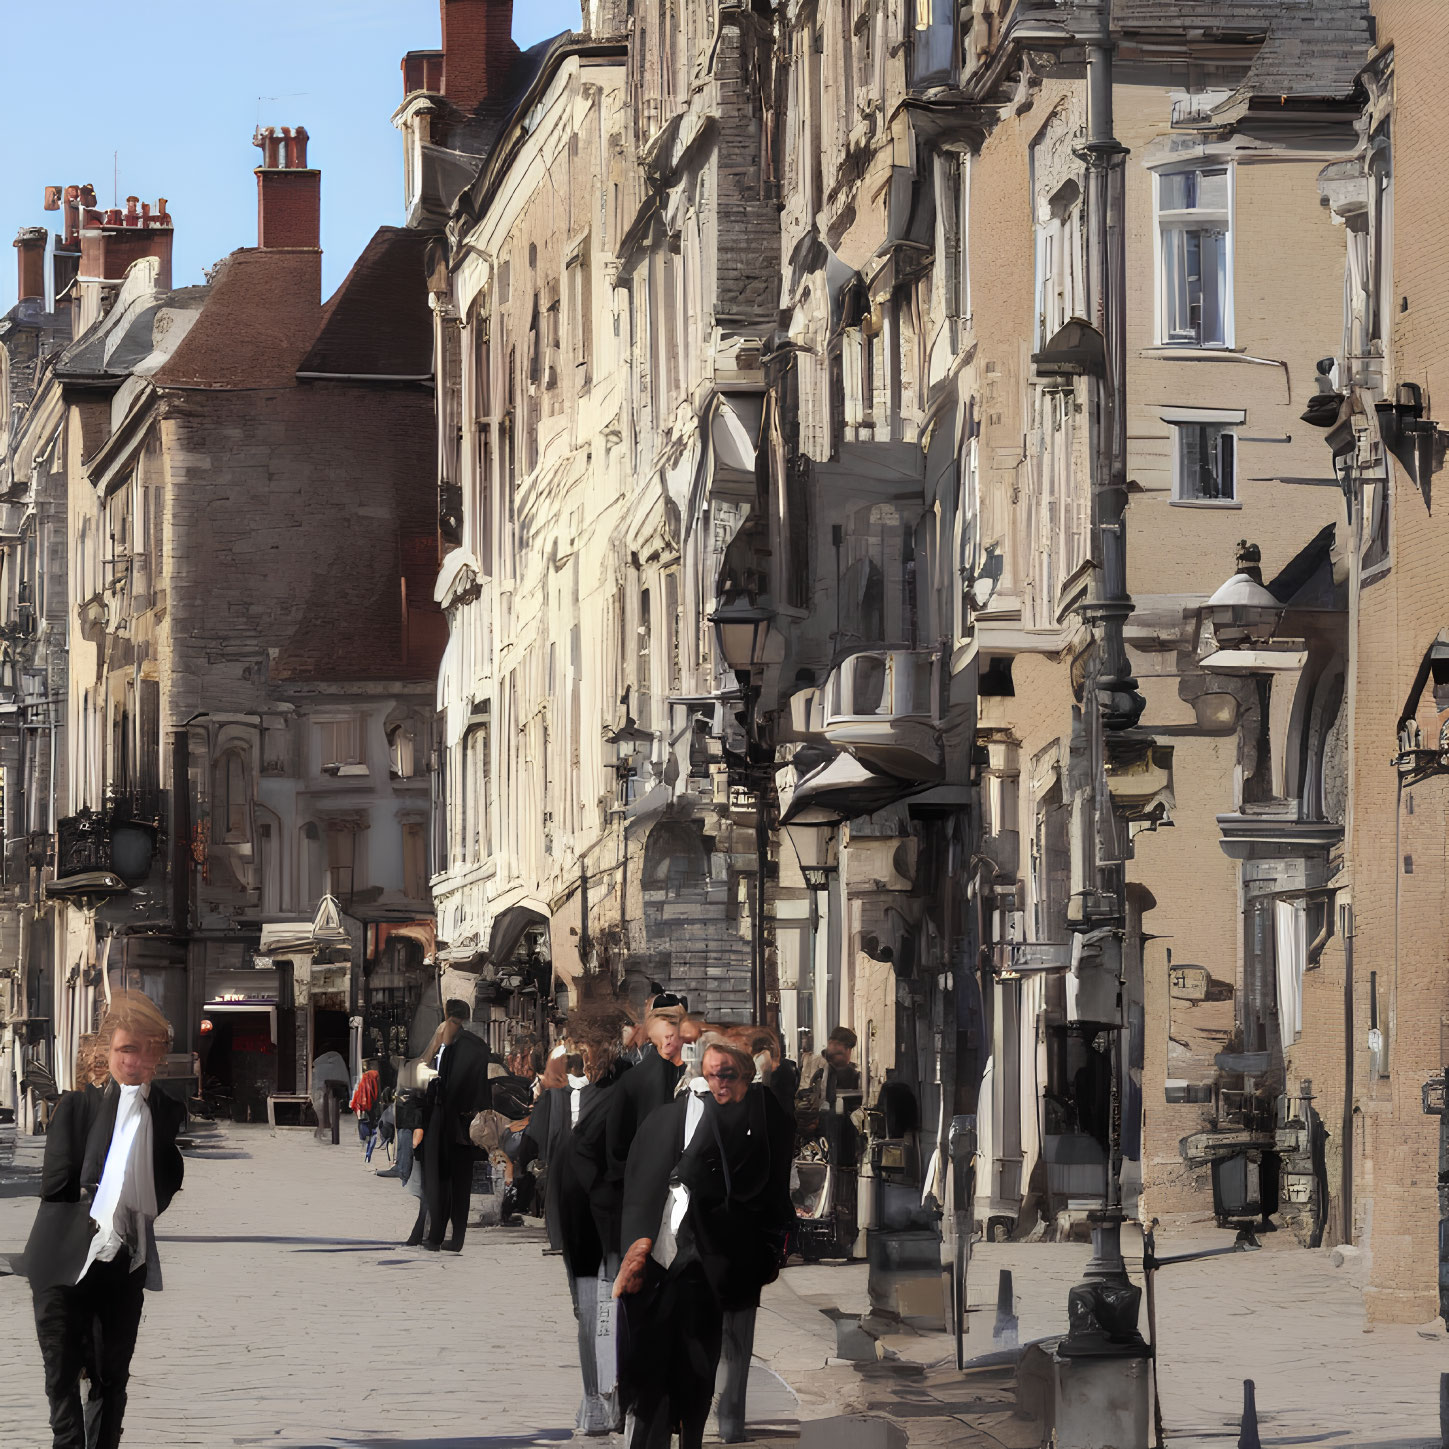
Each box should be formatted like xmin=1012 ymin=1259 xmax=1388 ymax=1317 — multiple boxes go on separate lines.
xmin=79 ymin=1083 xmax=158 ymax=1282
xmin=567 ymin=1073 xmax=590 ymax=1127
xmin=652 ymin=1077 xmax=711 ymax=1270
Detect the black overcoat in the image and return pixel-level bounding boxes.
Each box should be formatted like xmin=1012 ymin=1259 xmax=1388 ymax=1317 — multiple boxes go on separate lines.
xmin=620 ymin=1083 xmax=794 ymax=1310
xmin=552 ymin=1060 xmax=631 ymax=1274
xmin=23 ymin=1080 xmax=185 ymax=1292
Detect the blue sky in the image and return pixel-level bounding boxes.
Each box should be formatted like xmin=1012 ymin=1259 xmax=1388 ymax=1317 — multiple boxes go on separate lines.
xmin=1 ymin=0 xmax=581 ymax=312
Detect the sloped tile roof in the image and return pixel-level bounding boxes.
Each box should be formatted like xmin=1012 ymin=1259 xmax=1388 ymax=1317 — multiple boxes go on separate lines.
xmin=299 ymin=227 xmax=432 ymax=378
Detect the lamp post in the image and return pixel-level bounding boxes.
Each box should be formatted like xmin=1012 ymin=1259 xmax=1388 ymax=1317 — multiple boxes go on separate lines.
xmin=710 ymin=595 xmax=778 ymax=1027
xmin=1059 ymin=0 xmax=1150 ymax=1368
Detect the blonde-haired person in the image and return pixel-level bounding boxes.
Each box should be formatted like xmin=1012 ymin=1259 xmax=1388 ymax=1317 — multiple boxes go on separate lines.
xmin=23 ymin=990 xmax=186 ymax=1449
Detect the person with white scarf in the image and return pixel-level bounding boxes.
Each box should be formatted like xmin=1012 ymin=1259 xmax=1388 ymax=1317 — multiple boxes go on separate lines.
xmin=24 ymin=991 xmax=185 ymax=1449
xmin=612 ymin=1037 xmax=794 ymax=1449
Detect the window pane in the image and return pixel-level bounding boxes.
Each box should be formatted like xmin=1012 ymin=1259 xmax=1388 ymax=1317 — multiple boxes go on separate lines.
xmin=1164 ymin=230 xmax=1187 ymax=339
xmin=1198 ymin=168 xmax=1230 ymax=210
xmin=1164 ymin=228 xmax=1227 ymax=344
xmin=1160 ymin=171 xmax=1195 ymax=210
xmin=1198 ymin=229 xmax=1226 ymax=344
xmin=1178 ymin=424 xmax=1234 ymax=501
xmin=851 ymin=655 xmax=887 ymax=714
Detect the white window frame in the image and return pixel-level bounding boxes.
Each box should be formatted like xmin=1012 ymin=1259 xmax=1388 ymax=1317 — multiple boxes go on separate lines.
xmin=1164 ymin=406 xmax=1245 ymax=507
xmin=1153 ymin=164 xmax=1235 ymax=349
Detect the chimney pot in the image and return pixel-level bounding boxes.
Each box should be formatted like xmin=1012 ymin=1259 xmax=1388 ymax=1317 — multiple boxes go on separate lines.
xmin=254 ymin=125 xmax=321 ymax=249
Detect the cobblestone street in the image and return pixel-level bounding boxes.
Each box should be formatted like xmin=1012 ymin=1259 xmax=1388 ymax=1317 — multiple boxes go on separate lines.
xmin=2 ymin=1121 xmax=1446 ymax=1448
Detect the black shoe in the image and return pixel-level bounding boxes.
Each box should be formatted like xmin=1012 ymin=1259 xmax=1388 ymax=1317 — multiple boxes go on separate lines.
xmin=421 ymin=1240 xmax=442 ymax=1252
xmin=403 ymin=1234 xmax=423 ymax=1247
xmin=440 ymin=1239 xmax=463 ymax=1252
xmin=376 ymin=1167 xmax=400 ymax=1178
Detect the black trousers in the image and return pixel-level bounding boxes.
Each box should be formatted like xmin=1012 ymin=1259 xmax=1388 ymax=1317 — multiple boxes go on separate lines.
xmin=424 ymin=1144 xmax=478 ymax=1247
xmin=620 ymin=1260 xmax=723 ymax=1449
xmin=33 ymin=1255 xmax=147 ymax=1449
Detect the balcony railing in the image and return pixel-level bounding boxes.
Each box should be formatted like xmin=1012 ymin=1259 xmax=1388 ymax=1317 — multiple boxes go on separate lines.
xmin=55 ymin=795 xmax=160 ymax=886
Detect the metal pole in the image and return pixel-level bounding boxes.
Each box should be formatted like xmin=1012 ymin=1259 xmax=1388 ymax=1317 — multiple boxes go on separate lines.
xmin=1062 ymin=0 xmax=1146 ymax=1359
xmin=1341 ymin=904 xmax=1354 ymax=1243
xmin=755 ymin=775 xmax=767 ymax=1025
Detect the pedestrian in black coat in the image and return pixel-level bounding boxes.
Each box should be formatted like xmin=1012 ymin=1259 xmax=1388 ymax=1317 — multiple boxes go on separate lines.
xmin=613 ymin=1037 xmax=793 ymax=1449
xmin=545 ymin=1027 xmax=634 ymax=1436
xmin=23 ymin=991 xmax=186 ymax=1449
xmin=420 ymin=1000 xmax=492 ymax=1251
xmin=598 ymin=1012 xmax=686 ymax=1256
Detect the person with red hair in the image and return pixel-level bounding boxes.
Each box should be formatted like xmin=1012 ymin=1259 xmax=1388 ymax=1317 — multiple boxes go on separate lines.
xmin=613 ymin=1035 xmax=793 ymax=1449
xmin=22 ymin=990 xmax=186 ymax=1449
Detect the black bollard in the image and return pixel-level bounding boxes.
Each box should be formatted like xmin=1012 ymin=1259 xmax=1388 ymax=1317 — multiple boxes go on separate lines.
xmin=1440 ymin=1372 xmax=1448 ymax=1449
xmin=1238 ymin=1379 xmax=1261 ymax=1449
xmin=993 ymin=1268 xmax=1018 ymax=1344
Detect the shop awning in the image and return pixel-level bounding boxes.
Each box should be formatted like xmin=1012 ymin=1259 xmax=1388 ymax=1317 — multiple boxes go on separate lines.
xmin=780 ymin=751 xmax=922 ymax=823
xmin=710 ymin=393 xmax=765 ymax=477
xmin=489 ymin=903 xmax=549 ymax=966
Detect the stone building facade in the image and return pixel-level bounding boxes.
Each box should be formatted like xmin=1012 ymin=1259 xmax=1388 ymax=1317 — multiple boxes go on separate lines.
xmin=1314 ymin=0 xmax=1449 ymax=1324
xmin=11 ymin=0 xmax=1449 ymax=1330
xmin=1 ymin=140 xmax=445 ymax=1122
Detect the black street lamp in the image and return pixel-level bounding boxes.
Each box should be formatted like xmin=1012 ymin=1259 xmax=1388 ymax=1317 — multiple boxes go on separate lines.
xmin=709 ymin=596 xmax=776 ymax=689
xmin=710 ymin=594 xmax=778 ymax=1027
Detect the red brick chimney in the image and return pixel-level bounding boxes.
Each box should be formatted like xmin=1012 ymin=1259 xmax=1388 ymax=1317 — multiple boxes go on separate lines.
xmin=13 ymin=226 xmax=47 ymax=303
xmin=401 ymin=50 xmax=445 ymax=98
xmin=441 ymin=0 xmax=519 ymax=113
xmin=76 ymin=195 xmax=174 ymax=289
xmin=253 ymin=126 xmax=321 ymax=249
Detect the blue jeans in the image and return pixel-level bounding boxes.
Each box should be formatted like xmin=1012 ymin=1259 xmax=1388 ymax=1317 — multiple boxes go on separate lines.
xmin=396 ymin=1126 xmax=415 ymax=1185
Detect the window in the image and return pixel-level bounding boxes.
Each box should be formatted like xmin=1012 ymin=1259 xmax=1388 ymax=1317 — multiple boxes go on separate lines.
xmin=325 ymin=824 xmax=357 ymax=902
xmin=1037 ymin=182 xmax=1083 ymax=345
xmin=1173 ymin=422 xmax=1236 ymax=504
xmin=223 ymin=751 xmax=247 ymax=840
xmin=567 ymin=248 xmax=591 ymax=372
xmin=462 ymin=723 xmax=490 ymax=864
xmin=939 ymin=153 xmax=969 ymax=325
xmin=1157 ymin=167 xmax=1231 ymax=346
xmin=910 ymin=0 xmax=955 ymax=89
xmin=316 ymin=718 xmax=362 ymax=769
xmin=387 ymin=722 xmax=417 ymax=779
xmin=402 ymin=822 xmax=427 ymax=900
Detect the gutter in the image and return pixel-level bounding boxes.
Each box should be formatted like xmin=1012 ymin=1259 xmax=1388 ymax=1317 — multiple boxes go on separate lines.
xmin=295 ymin=372 xmax=434 ymax=383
